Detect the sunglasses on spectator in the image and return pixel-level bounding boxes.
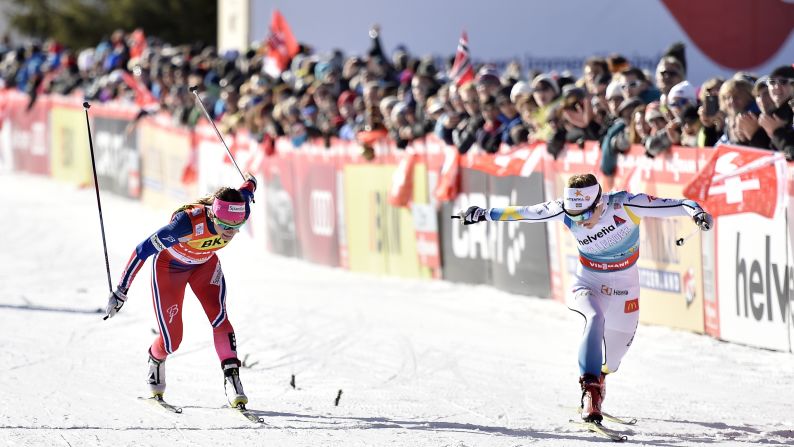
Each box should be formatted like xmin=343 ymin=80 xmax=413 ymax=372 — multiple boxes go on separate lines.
xmin=213 ymin=217 xmax=245 ymax=231
xmin=660 ymin=70 xmax=680 ymax=78
xmin=766 ymin=78 xmax=793 ymax=87
xmin=668 ymin=97 xmax=691 ymax=108
xmin=621 ymin=80 xmax=643 ymax=90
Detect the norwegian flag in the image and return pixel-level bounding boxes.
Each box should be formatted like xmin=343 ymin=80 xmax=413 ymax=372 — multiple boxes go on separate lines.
xmin=683 ymin=144 xmax=787 ymax=218
xmin=448 ymin=31 xmax=474 ymax=87
xmin=263 ymin=10 xmax=300 ymax=78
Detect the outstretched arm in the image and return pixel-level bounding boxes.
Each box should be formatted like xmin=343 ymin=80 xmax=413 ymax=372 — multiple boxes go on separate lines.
xmin=458 ymin=200 xmax=566 ymax=225
xmin=623 ymin=193 xmax=712 ymax=230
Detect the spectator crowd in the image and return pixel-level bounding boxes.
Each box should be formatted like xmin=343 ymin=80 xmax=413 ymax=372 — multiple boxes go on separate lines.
xmin=1 ymin=27 xmax=792 ymax=176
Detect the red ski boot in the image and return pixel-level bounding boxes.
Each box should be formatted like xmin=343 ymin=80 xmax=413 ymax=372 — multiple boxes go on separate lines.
xmin=579 ymin=374 xmax=603 ymax=422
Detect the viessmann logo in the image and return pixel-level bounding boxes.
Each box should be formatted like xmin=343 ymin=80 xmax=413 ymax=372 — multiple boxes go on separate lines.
xmin=309 ymin=190 xmax=334 ymax=236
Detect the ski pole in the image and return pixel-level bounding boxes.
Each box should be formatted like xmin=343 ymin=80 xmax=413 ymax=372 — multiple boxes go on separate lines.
xmin=675 ymin=228 xmax=700 ymax=247
xmin=83 ymin=102 xmax=113 ymax=295
xmin=188 ymin=85 xmax=246 ymax=182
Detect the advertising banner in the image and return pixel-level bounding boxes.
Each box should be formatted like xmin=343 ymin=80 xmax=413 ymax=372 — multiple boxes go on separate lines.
xmin=488 ymin=172 xmax=551 ymax=297
xmin=292 ymin=145 xmax=340 ymax=267
xmin=716 ymin=213 xmax=790 ymax=351
xmin=344 ymin=159 xmax=429 ymax=279
xmin=93 ymin=112 xmax=141 ymax=198
xmin=7 ymin=93 xmax=49 ymax=175
xmin=0 ymin=91 xmax=13 ymax=172
xmin=440 ymin=168 xmax=491 ymax=285
xmin=263 ymin=142 xmax=300 ymax=258
xmin=49 ymin=102 xmax=92 ymax=186
xmin=138 ymin=116 xmax=197 ymax=211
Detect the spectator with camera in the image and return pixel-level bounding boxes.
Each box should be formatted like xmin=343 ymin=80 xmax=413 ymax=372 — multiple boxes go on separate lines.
xmin=495 ymin=86 xmax=525 ymax=146
xmin=475 ymin=95 xmax=503 ymax=153
xmin=715 ymin=78 xmax=769 ymax=148
xmin=696 ymin=77 xmax=725 ymax=147
xmin=757 ymin=65 xmax=794 ymax=160
xmin=452 ymin=82 xmax=485 ymax=154
xmin=645 ymin=81 xmax=699 ymax=156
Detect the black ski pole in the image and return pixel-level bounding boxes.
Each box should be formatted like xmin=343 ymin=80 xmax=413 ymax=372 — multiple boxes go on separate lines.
xmin=83 ymin=102 xmax=113 ymax=297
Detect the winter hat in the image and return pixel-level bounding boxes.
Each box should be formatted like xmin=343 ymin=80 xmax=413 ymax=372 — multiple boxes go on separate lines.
xmin=605 ymin=80 xmax=623 ymax=99
xmin=644 ymin=101 xmax=664 ymax=121
xmin=212 ymin=199 xmax=246 ymax=225
xmin=531 ymin=73 xmax=559 ymax=95
xmin=668 ymin=81 xmax=697 ymax=106
xmin=769 ymin=65 xmax=794 ymax=81
xmin=510 ymin=81 xmax=532 ymax=103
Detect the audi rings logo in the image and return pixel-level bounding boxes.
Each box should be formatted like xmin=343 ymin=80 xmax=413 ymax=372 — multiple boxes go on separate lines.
xmin=309 ymin=190 xmax=335 ymax=236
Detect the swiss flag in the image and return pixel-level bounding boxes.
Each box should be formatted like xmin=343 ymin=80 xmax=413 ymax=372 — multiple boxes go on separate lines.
xmin=683 ymin=144 xmax=787 ymax=218
xmin=263 ymin=10 xmax=300 ymax=78
xmin=448 ymin=31 xmax=474 ymax=87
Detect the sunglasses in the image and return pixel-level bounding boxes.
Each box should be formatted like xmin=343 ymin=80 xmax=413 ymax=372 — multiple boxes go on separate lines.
xmin=668 ymin=97 xmax=691 ymax=108
xmin=213 ymin=217 xmax=245 ymax=230
xmin=766 ymin=78 xmax=793 ymax=87
xmin=621 ymin=80 xmax=642 ymax=90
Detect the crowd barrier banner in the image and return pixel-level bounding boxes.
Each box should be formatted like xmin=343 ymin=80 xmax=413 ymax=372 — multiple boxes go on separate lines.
xmin=92 ymin=107 xmax=141 ymax=198
xmin=343 ymin=139 xmax=430 ymax=278
xmin=486 ymin=148 xmax=551 ymax=297
xmin=138 ymin=114 xmax=197 ymax=210
xmin=0 ymin=91 xmax=14 ymax=172
xmin=440 ymin=168 xmax=491 ymax=285
xmin=415 ymin=138 xmax=446 ymax=275
xmin=695 ymin=145 xmax=793 ymax=351
xmin=7 ymin=92 xmax=50 ymax=175
xmin=263 ymin=139 xmax=300 ymax=257
xmin=292 ymin=142 xmax=341 ymax=267
xmin=49 ymin=100 xmax=92 ymax=186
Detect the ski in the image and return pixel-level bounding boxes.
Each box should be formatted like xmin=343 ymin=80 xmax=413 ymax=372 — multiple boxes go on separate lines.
xmin=601 ymin=412 xmax=637 ymax=426
xmin=138 ymin=395 xmax=183 ymax=414
xmin=228 ymin=403 xmax=265 ymax=424
xmin=574 ymin=407 xmax=637 ymax=425
xmin=570 ymin=420 xmax=628 ymax=442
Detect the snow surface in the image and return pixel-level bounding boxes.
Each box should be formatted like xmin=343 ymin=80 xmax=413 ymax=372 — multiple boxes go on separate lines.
xmin=1 ymin=172 xmax=793 ymax=447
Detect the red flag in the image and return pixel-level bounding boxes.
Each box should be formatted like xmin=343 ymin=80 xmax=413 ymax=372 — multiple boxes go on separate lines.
xmin=448 ymin=31 xmax=474 ymax=87
xmin=129 ymin=28 xmax=147 ymax=59
xmin=683 ymin=144 xmax=787 ymax=218
xmin=263 ymin=10 xmax=300 ymax=78
xmin=118 ymin=71 xmax=159 ymax=111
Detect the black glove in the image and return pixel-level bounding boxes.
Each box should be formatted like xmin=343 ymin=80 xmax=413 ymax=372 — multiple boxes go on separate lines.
xmin=104 ymin=288 xmax=127 ymax=320
xmin=459 ymin=206 xmax=488 ymax=225
xmin=693 ymin=212 xmax=713 ymax=231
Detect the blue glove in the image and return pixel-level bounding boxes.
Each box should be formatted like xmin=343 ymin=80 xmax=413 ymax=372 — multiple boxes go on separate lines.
xmin=693 ymin=212 xmax=713 ymax=231
xmin=460 ymin=206 xmax=488 ymax=225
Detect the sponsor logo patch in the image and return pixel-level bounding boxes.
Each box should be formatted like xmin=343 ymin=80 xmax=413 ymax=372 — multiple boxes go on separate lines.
xmin=150 ymin=234 xmax=166 ymax=251
xmin=229 ymin=204 xmax=245 ymax=213
xmin=167 ymin=304 xmax=179 ymax=323
xmin=601 ymin=285 xmax=612 ymax=295
xmin=624 ymin=298 xmax=639 ymax=313
xmin=613 ymin=215 xmax=626 ymax=226
xmin=196 ymin=223 xmax=205 ymax=236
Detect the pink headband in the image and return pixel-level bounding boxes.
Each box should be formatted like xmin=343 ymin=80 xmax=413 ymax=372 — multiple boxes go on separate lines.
xmin=212 ymin=199 xmax=246 ymax=223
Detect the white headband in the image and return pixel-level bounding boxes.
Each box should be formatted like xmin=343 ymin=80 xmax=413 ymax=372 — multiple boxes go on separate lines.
xmin=563 ymin=184 xmax=600 ymax=211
